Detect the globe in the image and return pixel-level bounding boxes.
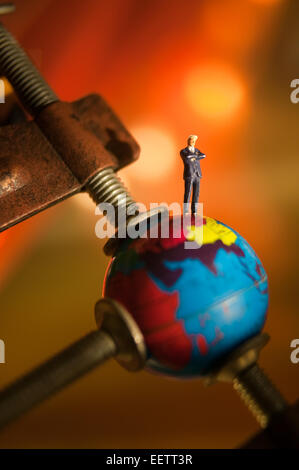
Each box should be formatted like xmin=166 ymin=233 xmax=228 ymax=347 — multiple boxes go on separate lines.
xmin=104 ymin=215 xmax=268 ymax=378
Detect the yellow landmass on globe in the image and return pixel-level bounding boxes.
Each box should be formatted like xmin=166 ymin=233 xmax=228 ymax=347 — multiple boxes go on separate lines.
xmin=186 ymin=217 xmax=237 ymax=246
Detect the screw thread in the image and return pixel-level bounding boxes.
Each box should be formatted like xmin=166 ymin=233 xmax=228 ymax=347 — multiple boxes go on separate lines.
xmin=233 ymin=364 xmax=287 ymax=428
xmin=87 ymin=167 xmax=138 ymax=227
xmin=0 ymin=22 xmax=58 ymax=114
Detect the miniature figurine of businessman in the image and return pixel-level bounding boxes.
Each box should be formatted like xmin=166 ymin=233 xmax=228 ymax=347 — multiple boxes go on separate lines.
xmin=180 ymin=135 xmax=206 ymax=214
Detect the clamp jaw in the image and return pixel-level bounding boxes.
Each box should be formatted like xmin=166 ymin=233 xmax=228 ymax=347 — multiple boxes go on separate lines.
xmin=0 ymin=5 xmax=139 ymax=233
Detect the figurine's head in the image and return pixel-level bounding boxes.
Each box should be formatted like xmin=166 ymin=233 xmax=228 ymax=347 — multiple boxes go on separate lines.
xmin=187 ymin=135 xmax=198 ymax=147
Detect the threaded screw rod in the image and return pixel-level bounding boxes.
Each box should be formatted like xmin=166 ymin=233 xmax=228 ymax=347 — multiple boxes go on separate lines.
xmin=233 ymin=363 xmax=287 ymax=428
xmin=0 ymin=330 xmax=117 ymax=430
xmin=205 ymin=334 xmax=292 ymax=443
xmin=0 ymin=22 xmax=58 ymax=114
xmin=87 ymin=167 xmax=138 ymax=222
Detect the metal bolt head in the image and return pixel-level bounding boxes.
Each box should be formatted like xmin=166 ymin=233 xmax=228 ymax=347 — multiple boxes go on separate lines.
xmin=95 ymin=298 xmax=147 ymax=372
xmin=203 ymin=333 xmax=270 ymax=385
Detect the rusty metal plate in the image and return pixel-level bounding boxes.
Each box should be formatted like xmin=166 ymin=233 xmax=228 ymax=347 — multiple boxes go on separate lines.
xmin=0 ymin=121 xmax=80 ymax=231
xmin=36 ymin=94 xmax=140 ymax=184
xmin=72 ymin=94 xmax=140 ymax=171
xmin=0 ymin=93 xmax=140 ymax=232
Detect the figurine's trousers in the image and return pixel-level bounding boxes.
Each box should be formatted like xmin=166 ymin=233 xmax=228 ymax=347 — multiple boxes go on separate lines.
xmin=184 ymin=177 xmax=200 ymax=213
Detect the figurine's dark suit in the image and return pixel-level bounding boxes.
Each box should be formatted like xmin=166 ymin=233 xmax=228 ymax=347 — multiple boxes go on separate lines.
xmin=180 ymin=146 xmax=206 ymax=213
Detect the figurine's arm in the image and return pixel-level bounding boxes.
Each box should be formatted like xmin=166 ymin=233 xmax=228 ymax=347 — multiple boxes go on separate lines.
xmin=180 ymin=150 xmax=196 ymax=163
xmin=196 ymin=151 xmax=206 ymax=160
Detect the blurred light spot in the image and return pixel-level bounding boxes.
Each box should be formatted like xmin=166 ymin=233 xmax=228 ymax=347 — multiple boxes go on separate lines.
xmin=73 ymin=193 xmax=95 ymax=212
xmin=125 ymin=126 xmax=176 ymax=182
xmin=185 ymin=63 xmax=245 ymax=121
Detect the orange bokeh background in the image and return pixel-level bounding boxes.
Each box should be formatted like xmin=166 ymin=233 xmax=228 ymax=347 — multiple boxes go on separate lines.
xmin=0 ymin=0 xmax=298 ymax=449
